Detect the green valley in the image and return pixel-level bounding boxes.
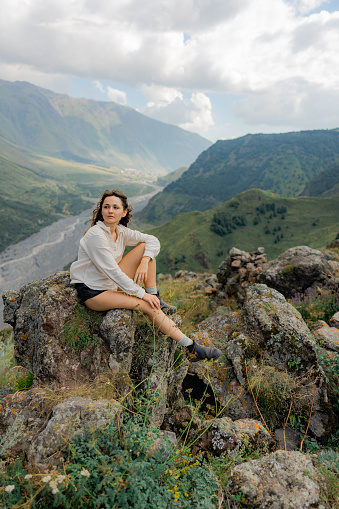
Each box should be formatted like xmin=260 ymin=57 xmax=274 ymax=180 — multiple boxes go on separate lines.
xmin=147 ymin=189 xmax=339 ymax=273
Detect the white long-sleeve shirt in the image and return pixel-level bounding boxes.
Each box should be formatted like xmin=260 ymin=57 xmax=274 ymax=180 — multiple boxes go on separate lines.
xmin=70 ymin=221 xmax=160 ymax=299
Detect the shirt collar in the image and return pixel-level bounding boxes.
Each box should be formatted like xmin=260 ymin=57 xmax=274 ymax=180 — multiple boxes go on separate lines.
xmin=97 ymin=221 xmax=122 ymax=234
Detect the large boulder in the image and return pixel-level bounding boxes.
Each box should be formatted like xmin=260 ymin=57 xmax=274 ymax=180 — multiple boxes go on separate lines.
xmin=228 ymin=450 xmax=328 ymax=508
xmin=258 ymin=246 xmax=334 ymax=298
xmin=180 ymin=285 xmax=333 ymax=437
xmin=0 ymin=389 xmax=48 ymax=458
xmin=28 ymin=397 xmax=123 ymax=471
xmin=2 ymin=273 xmax=136 ymax=387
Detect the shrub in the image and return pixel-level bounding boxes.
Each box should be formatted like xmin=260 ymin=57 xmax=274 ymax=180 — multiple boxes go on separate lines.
xmin=291 ymin=286 xmax=339 ymax=326
xmin=0 ymin=415 xmax=219 ymax=508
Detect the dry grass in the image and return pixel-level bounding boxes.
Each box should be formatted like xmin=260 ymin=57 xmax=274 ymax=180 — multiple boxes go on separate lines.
xmin=158 ymin=277 xmax=212 ymax=333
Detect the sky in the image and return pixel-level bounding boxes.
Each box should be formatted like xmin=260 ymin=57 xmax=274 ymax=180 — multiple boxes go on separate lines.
xmin=1 ymin=0 xmax=339 ymax=142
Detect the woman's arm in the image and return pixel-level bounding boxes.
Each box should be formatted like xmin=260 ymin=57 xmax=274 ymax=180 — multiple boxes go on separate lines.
xmin=121 ymin=226 xmax=160 ymax=260
xmin=83 ymin=230 xmax=146 ymax=298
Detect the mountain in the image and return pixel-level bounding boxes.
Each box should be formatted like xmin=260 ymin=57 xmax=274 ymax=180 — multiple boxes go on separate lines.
xmin=139 ymin=129 xmax=339 ymax=225
xmin=0 ymin=153 xmax=89 ymax=252
xmin=147 ymin=188 xmax=339 ymax=273
xmin=0 ymin=142 xmax=154 ymax=252
xmin=0 ymin=79 xmax=211 ymax=174
xmin=301 ymin=164 xmax=339 ymax=197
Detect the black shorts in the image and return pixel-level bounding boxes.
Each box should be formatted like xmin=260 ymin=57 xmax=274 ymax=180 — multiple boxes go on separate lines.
xmin=74 ymin=283 xmax=106 ymax=303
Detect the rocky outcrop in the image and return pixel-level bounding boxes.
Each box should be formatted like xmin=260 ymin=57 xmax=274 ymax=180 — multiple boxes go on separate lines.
xmin=258 ymin=246 xmax=334 ymax=298
xmin=183 ymin=284 xmax=334 ymax=437
xmin=28 ymin=397 xmax=123 ymax=471
xmin=227 ymin=450 xmax=328 ymax=508
xmin=216 ymin=247 xmax=267 ymax=302
xmin=1 ymin=255 xmax=338 ymax=503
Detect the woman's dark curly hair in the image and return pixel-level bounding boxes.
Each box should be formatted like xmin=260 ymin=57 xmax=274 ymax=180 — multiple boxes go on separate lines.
xmin=91 ymin=189 xmax=133 ymax=227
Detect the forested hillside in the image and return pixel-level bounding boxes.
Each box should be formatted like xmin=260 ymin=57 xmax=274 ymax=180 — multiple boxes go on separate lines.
xmin=147 ymin=188 xmax=339 ymax=273
xmin=301 ymin=164 xmax=339 ymax=197
xmin=139 ymin=129 xmax=339 ymax=225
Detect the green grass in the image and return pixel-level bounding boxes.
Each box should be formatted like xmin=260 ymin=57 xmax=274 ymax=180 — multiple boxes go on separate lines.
xmin=148 ymin=189 xmax=339 ymax=273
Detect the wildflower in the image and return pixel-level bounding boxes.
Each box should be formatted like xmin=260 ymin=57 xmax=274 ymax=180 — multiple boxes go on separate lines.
xmin=56 ymin=475 xmax=66 ymax=483
xmin=52 ymin=487 xmax=59 ymax=495
xmin=80 ymin=469 xmax=90 ymax=477
xmin=42 ymin=475 xmax=52 ymax=483
xmin=24 ymin=474 xmax=33 ymax=480
xmin=5 ymin=485 xmax=15 ymax=493
xmin=49 ymin=480 xmax=58 ymax=490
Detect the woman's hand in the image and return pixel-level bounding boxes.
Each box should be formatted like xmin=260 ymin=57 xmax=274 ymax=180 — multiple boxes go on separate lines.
xmin=142 ymin=292 xmax=161 ymax=310
xmin=134 ymin=256 xmax=151 ymax=286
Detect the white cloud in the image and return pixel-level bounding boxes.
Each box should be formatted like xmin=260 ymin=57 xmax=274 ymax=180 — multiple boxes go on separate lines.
xmin=0 ymin=0 xmax=339 ymax=138
xmin=107 ymin=86 xmax=127 ymax=104
xmin=93 ymin=80 xmax=104 ymax=93
xmin=141 ymin=85 xmax=213 ymax=132
xmin=232 ymin=78 xmax=339 ymax=129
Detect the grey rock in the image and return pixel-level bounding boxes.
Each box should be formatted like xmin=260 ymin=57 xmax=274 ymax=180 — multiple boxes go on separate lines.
xmin=228 ymin=450 xmax=328 ymax=508
xmin=314 ymin=323 xmax=339 ymax=352
xmin=196 ymin=417 xmax=274 ymax=457
xmin=28 ymin=396 xmax=123 ymax=470
xmin=330 ymin=311 xmax=339 ymax=328
xmin=274 ymin=427 xmax=300 ymax=451
xmin=0 ymin=389 xmax=48 ymax=458
xmin=100 ymin=309 xmax=136 ymax=371
xmin=259 ymin=246 xmax=334 ymax=298
xmin=139 ymin=315 xmax=181 ymax=426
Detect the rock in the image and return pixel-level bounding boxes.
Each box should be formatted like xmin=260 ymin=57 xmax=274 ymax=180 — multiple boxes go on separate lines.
xmin=182 ymin=355 xmax=256 ymax=421
xmin=313 ymin=322 xmax=339 ymax=353
xmin=217 ymin=247 xmax=267 ymax=303
xmin=100 ymin=309 xmax=136 ymax=371
xmin=198 ymin=308 xmax=239 ymax=341
xmin=243 ymin=284 xmax=332 ymax=436
xmin=138 ymin=315 xmax=181 ymax=426
xmin=259 ymin=246 xmax=334 ymax=298
xmin=162 ymin=404 xmax=202 ymax=444
xmin=274 ymin=427 xmax=300 ymax=451
xmin=228 ymin=450 xmax=328 ymax=508
xmin=195 ymin=416 xmax=274 ymax=457
xmin=147 ymin=430 xmax=177 ymax=457
xmin=330 ymin=311 xmax=339 ymax=328
xmin=0 ymin=389 xmax=47 ymax=458
xmin=28 ymin=397 xmax=123 ymax=470
xmin=2 ymin=273 xmax=136 ymax=387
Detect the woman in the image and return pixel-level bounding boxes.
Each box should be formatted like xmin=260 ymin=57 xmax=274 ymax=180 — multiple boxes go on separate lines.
xmin=70 ymin=189 xmax=221 ymax=361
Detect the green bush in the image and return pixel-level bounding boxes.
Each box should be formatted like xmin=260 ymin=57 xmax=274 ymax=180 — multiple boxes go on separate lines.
xmin=0 ymin=415 xmax=219 ymax=508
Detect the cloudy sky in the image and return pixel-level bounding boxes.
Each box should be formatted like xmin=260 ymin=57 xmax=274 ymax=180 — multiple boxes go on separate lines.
xmin=1 ymin=0 xmax=339 ymax=141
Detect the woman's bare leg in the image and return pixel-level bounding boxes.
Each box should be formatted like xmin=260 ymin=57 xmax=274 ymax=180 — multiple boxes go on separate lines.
xmin=118 ymin=243 xmax=156 ymax=287
xmin=84 ymin=290 xmax=183 ymax=342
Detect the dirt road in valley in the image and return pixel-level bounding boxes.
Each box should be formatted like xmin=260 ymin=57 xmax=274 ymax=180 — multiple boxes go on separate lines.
xmin=0 ymin=188 xmax=161 ymax=328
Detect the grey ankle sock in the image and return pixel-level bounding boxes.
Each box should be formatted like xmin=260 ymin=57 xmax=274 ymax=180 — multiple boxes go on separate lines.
xmin=145 ymin=286 xmax=157 ymax=295
xmin=178 ymin=334 xmax=193 ymax=347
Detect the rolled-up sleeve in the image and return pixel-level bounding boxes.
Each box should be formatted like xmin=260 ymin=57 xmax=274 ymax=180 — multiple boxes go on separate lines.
xmin=84 ymin=230 xmax=145 ymax=299
xmin=121 ymin=226 xmax=160 ymax=259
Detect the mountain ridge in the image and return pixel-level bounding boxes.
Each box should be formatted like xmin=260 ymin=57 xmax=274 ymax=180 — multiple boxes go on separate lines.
xmin=139 ymin=129 xmax=339 ymax=225
xmin=0 ymin=79 xmax=211 ymax=174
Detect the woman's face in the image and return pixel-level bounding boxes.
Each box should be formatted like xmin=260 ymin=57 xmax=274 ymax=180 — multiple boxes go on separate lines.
xmin=101 ymin=195 xmax=127 ymax=227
